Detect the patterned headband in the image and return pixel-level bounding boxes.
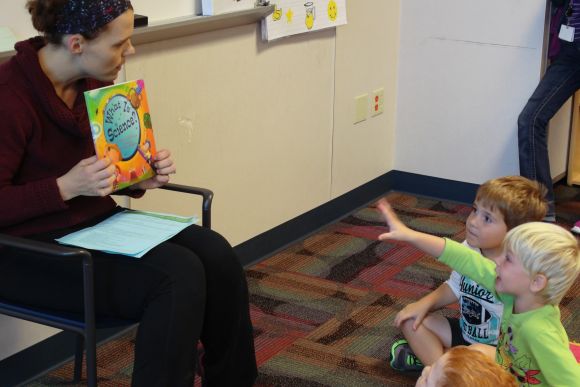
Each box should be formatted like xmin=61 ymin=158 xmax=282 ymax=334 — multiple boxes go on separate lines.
xmin=54 ymin=0 xmax=132 ymax=35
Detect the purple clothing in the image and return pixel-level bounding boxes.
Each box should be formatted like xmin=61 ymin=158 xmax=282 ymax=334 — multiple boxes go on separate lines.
xmin=0 ymin=37 xmax=117 ymax=236
xmin=567 ymin=0 xmax=580 ymax=41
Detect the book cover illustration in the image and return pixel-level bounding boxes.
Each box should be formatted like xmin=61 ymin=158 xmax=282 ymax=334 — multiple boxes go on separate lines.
xmin=84 ymin=79 xmax=156 ymax=191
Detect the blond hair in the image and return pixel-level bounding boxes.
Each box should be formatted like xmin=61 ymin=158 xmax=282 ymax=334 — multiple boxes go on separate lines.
xmin=437 ymin=346 xmax=518 ymax=386
xmin=475 ymin=176 xmax=548 ymax=229
xmin=504 ymin=222 xmax=580 ymax=305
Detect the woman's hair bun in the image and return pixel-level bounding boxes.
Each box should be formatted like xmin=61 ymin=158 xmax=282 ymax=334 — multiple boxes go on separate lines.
xmin=26 ymin=0 xmax=68 ymax=35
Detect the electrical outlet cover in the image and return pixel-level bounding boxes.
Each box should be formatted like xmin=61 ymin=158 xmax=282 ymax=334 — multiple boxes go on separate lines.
xmin=371 ymin=88 xmax=385 ymax=117
xmin=354 ymin=94 xmax=368 ymax=124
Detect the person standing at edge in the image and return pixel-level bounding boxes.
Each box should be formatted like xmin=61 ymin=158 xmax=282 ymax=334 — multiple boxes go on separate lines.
xmin=518 ymin=0 xmax=580 ymax=232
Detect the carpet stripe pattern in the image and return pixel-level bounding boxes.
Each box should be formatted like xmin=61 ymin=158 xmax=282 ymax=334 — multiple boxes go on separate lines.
xmin=25 ymin=188 xmax=579 ymax=386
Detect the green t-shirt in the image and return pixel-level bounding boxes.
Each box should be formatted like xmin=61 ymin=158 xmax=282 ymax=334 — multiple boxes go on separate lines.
xmin=439 ymin=239 xmax=580 ymax=386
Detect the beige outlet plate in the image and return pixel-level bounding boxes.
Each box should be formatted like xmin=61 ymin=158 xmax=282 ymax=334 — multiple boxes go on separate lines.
xmin=371 ymin=88 xmax=385 ymax=116
xmin=354 ymin=94 xmax=368 ymax=124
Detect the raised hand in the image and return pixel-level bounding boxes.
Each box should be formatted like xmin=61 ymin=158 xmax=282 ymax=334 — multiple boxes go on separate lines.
xmin=376 ymin=199 xmax=415 ymax=242
xmin=57 ymin=156 xmax=116 ymax=200
xmin=376 ymin=198 xmax=446 ymax=260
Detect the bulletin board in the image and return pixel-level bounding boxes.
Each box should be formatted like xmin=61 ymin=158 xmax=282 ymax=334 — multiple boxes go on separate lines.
xmin=262 ymin=0 xmax=347 ymax=41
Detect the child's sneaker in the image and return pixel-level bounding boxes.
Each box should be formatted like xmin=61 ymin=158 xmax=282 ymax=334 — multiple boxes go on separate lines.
xmin=572 ymin=221 xmax=580 ymax=234
xmin=389 ymin=339 xmax=424 ymax=372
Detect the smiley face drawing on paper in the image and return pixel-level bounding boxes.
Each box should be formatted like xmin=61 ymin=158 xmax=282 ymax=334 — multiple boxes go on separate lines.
xmin=272 ymin=5 xmax=282 ymax=21
xmin=327 ymin=0 xmax=337 ymax=21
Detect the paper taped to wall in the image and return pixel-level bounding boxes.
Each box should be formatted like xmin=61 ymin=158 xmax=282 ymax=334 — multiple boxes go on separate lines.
xmin=0 ymin=27 xmax=17 ymax=52
xmin=262 ymin=0 xmax=347 ymax=41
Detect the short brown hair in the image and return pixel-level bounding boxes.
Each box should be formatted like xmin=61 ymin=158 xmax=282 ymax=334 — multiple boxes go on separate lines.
xmin=475 ymin=176 xmax=547 ymax=229
xmin=438 ymin=346 xmax=518 ymax=387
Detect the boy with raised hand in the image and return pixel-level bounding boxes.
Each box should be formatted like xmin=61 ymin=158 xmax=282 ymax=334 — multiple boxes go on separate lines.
xmin=390 ymin=176 xmax=548 ymax=372
xmin=379 ymin=200 xmax=580 ymax=386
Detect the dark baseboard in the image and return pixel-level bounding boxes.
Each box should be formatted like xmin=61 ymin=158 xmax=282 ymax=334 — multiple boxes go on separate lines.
xmin=234 ymin=170 xmax=478 ymax=266
xmin=234 ymin=171 xmax=396 ymax=266
xmin=0 ymin=170 xmax=478 ymax=386
xmin=389 ymin=170 xmax=478 ymax=204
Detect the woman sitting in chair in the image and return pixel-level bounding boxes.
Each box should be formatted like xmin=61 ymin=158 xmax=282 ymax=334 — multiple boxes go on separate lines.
xmin=0 ymin=1 xmax=257 ymax=386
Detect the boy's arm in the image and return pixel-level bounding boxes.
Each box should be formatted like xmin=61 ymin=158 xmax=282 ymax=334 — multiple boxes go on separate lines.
xmin=377 ymin=199 xmax=497 ymax=292
xmin=424 ymin=282 xmax=458 ymax=310
xmin=438 ymin=240 xmax=497 ymax=293
xmin=395 ymin=283 xmax=457 ymax=329
xmin=377 ymin=200 xmax=445 ymax=256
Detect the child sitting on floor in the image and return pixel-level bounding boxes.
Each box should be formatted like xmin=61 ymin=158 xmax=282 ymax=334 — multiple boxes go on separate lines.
xmin=379 ymin=200 xmax=580 ymax=386
xmin=415 ymin=345 xmax=518 ymax=387
xmin=390 ymin=176 xmax=547 ymax=371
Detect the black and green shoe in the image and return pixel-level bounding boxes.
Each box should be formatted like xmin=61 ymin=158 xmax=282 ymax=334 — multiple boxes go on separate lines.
xmin=389 ymin=339 xmax=424 ymax=372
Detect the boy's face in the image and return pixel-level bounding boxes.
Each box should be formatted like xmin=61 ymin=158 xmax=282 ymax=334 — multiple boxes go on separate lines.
xmin=465 ymin=200 xmax=508 ymax=258
xmin=415 ymin=352 xmax=447 ymax=387
xmin=495 ymin=249 xmax=531 ymax=296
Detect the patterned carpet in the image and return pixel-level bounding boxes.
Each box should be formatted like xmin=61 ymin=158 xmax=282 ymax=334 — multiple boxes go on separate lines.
xmin=25 ymin=185 xmax=580 ymax=387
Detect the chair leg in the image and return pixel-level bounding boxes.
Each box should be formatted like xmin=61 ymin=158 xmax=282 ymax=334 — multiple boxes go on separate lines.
xmin=74 ymin=333 xmax=97 ymax=387
xmin=85 ymin=329 xmax=97 ymax=387
xmin=73 ymin=335 xmax=84 ymax=382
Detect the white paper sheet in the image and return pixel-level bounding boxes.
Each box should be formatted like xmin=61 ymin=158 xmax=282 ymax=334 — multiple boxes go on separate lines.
xmin=56 ymin=210 xmax=198 ymax=258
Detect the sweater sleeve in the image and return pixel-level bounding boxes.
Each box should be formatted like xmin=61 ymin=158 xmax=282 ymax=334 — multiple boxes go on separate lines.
xmin=438 ymin=239 xmax=498 ymax=294
xmin=0 ymin=94 xmax=68 ymax=227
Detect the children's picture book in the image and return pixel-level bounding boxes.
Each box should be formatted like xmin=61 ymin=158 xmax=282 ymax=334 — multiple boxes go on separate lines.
xmin=84 ymin=79 xmax=157 ymax=191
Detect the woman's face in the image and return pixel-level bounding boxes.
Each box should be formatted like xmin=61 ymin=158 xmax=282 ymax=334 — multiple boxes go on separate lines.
xmin=78 ymin=9 xmax=135 ymax=81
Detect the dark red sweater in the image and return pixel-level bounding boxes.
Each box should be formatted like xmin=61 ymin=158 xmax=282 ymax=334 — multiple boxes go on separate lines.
xmin=0 ymin=38 xmax=118 ymax=236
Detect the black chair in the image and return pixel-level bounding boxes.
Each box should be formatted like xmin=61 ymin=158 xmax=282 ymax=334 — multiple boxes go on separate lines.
xmin=0 ymin=183 xmax=213 ymax=387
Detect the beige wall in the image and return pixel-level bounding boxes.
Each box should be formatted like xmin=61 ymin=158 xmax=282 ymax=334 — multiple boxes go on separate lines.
xmin=395 ymin=0 xmax=548 ymax=184
xmin=126 ymin=1 xmax=401 ymax=245
xmin=332 ymin=1 xmax=399 ymax=197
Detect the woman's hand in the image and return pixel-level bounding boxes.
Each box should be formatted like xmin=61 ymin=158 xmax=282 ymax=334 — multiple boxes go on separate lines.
xmin=134 ymin=149 xmax=176 ymax=190
xmin=57 ymin=156 xmax=116 ymax=201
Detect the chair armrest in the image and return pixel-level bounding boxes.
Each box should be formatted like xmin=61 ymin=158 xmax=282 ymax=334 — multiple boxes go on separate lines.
xmin=0 ymin=233 xmax=92 ymax=264
xmin=160 ymin=183 xmax=214 ymax=229
xmin=0 ymin=233 xmax=96 ymax=332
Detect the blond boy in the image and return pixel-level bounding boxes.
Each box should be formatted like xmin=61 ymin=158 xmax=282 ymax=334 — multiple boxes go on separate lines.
xmin=390 ymin=176 xmax=547 ymax=371
xmin=380 ymin=201 xmax=580 ymax=386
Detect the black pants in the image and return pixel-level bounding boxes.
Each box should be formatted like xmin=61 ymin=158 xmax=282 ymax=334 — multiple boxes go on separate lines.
xmin=0 ymin=212 xmax=257 ymax=387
